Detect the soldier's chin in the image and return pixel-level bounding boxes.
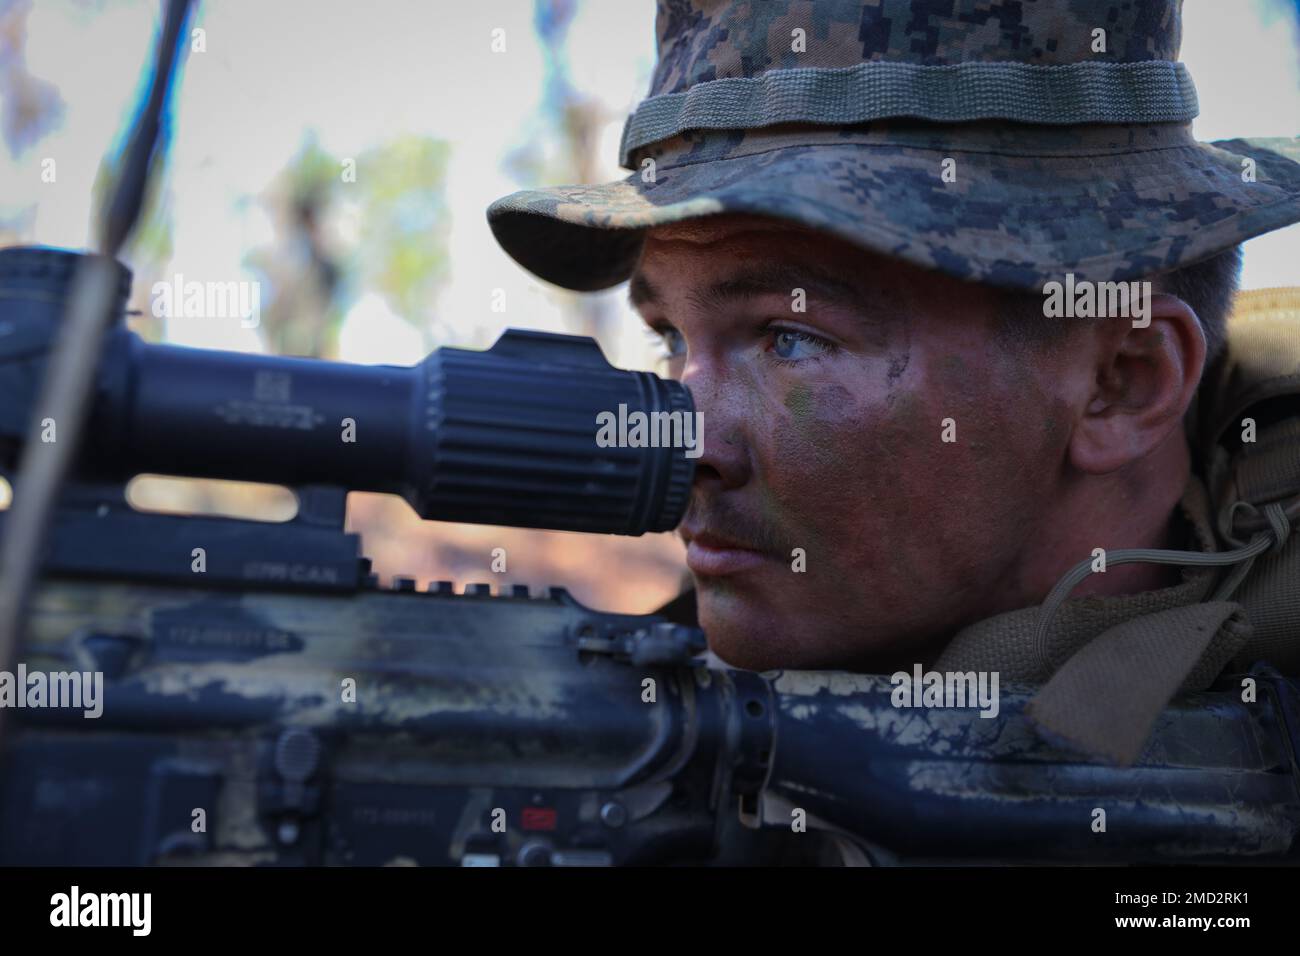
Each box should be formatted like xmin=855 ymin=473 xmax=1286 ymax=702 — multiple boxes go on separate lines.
xmin=695 ymin=582 xmax=804 ymax=671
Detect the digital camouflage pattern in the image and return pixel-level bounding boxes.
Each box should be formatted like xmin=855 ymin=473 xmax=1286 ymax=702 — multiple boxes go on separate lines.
xmin=649 ymin=0 xmax=1184 ymax=95
xmin=487 ymin=0 xmax=1300 ymax=293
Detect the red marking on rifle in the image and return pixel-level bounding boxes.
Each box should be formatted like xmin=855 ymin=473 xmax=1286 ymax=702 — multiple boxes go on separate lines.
xmin=521 ymin=807 xmax=557 ymax=831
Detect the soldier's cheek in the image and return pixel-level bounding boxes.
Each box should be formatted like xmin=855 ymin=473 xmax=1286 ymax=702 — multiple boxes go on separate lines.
xmin=766 ymin=379 xmax=861 ymax=476
xmin=759 ymin=380 xmax=887 ymax=561
xmin=765 ymin=375 xmax=986 ymax=585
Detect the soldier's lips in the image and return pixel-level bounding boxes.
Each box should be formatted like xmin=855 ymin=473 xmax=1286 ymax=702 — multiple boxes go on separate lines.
xmin=681 ymin=528 xmax=772 ymax=577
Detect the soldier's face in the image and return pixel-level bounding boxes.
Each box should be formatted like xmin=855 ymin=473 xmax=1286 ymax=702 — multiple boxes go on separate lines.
xmin=630 ymin=215 xmax=1076 ymax=672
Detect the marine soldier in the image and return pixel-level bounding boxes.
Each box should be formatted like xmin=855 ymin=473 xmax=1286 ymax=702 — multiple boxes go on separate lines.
xmin=488 ymin=0 xmax=1300 ymax=763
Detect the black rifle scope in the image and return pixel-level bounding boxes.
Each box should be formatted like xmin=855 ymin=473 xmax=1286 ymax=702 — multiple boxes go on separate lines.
xmin=0 ymin=246 xmax=695 ymax=535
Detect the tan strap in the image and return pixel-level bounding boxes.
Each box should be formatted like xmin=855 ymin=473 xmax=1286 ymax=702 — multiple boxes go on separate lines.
xmin=1025 ymin=602 xmax=1252 ymax=766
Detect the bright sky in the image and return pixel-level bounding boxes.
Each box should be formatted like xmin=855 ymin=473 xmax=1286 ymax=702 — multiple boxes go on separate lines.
xmin=4 ymin=0 xmax=1297 ymax=367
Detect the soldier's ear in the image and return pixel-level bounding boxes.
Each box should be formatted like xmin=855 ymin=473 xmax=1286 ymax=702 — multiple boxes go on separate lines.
xmin=1068 ymin=293 xmax=1206 ymax=475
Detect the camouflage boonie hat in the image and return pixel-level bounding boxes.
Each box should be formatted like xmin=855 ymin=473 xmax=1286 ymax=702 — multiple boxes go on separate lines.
xmin=487 ymin=0 xmax=1300 ymax=293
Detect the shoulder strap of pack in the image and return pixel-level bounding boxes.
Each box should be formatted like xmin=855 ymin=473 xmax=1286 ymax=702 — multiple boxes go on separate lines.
xmin=1197 ymin=286 xmax=1300 ymax=672
xmin=1023 ymin=288 xmax=1300 ymax=765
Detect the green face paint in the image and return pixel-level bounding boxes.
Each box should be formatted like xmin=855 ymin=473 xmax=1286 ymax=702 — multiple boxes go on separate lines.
xmin=783 ymin=384 xmax=814 ymax=420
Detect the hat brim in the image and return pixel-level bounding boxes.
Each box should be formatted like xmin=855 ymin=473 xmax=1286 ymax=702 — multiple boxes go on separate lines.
xmin=487 ymin=132 xmax=1300 ymax=293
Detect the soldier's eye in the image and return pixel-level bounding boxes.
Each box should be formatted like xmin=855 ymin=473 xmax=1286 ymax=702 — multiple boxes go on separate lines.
xmin=645 ymin=323 xmax=685 ymax=360
xmin=767 ymin=326 xmax=835 ymax=363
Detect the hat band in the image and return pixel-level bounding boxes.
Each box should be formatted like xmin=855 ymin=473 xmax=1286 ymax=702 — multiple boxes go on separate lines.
xmin=635 ymin=120 xmax=1200 ymax=172
xmin=619 ymin=59 xmax=1199 ymax=168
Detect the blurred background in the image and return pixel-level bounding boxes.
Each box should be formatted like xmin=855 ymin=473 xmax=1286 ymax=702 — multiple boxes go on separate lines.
xmin=0 ymin=0 xmax=1297 ymax=614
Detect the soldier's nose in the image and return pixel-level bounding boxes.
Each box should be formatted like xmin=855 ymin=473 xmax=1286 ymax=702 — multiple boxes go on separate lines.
xmin=680 ymin=374 xmax=750 ymax=491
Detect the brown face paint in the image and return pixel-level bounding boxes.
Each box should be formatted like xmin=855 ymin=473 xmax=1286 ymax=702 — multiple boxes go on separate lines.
xmin=939 ymin=353 xmax=968 ymax=378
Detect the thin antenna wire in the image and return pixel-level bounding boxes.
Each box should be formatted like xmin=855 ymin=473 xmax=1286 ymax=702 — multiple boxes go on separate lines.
xmin=0 ymin=0 xmax=194 ymax=749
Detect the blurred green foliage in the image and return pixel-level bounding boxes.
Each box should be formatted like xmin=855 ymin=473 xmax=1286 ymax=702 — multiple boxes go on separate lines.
xmin=244 ymin=132 xmax=451 ymax=357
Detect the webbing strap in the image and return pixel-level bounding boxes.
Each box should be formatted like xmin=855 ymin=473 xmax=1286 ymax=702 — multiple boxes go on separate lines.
xmin=619 ymin=59 xmax=1200 ymax=165
xmin=1032 ymin=526 xmax=1281 ymax=674
xmin=1025 ymin=506 xmax=1291 ymax=766
xmin=1025 ymin=601 xmax=1248 ymax=766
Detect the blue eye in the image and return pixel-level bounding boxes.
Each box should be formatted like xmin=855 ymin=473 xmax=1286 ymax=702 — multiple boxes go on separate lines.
xmin=770 ymin=328 xmax=833 ymax=361
xmin=660 ymin=327 xmax=685 ymax=357
xmin=644 ymin=324 xmax=685 ymax=361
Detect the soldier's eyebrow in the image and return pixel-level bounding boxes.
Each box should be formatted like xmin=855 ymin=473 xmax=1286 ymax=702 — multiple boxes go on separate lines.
xmin=628 ymin=264 xmax=875 ymax=317
xmin=695 ymin=264 xmax=871 ymax=315
xmin=628 ymin=272 xmax=659 ymax=310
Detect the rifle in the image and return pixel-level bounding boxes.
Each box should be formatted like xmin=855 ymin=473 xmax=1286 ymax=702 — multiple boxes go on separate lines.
xmin=0 ymin=245 xmax=1298 ymax=866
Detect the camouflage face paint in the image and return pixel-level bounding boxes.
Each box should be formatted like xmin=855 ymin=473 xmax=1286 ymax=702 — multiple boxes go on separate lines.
xmin=783 ymin=383 xmax=814 ymax=420
xmin=631 ymin=217 xmax=1127 ymax=673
